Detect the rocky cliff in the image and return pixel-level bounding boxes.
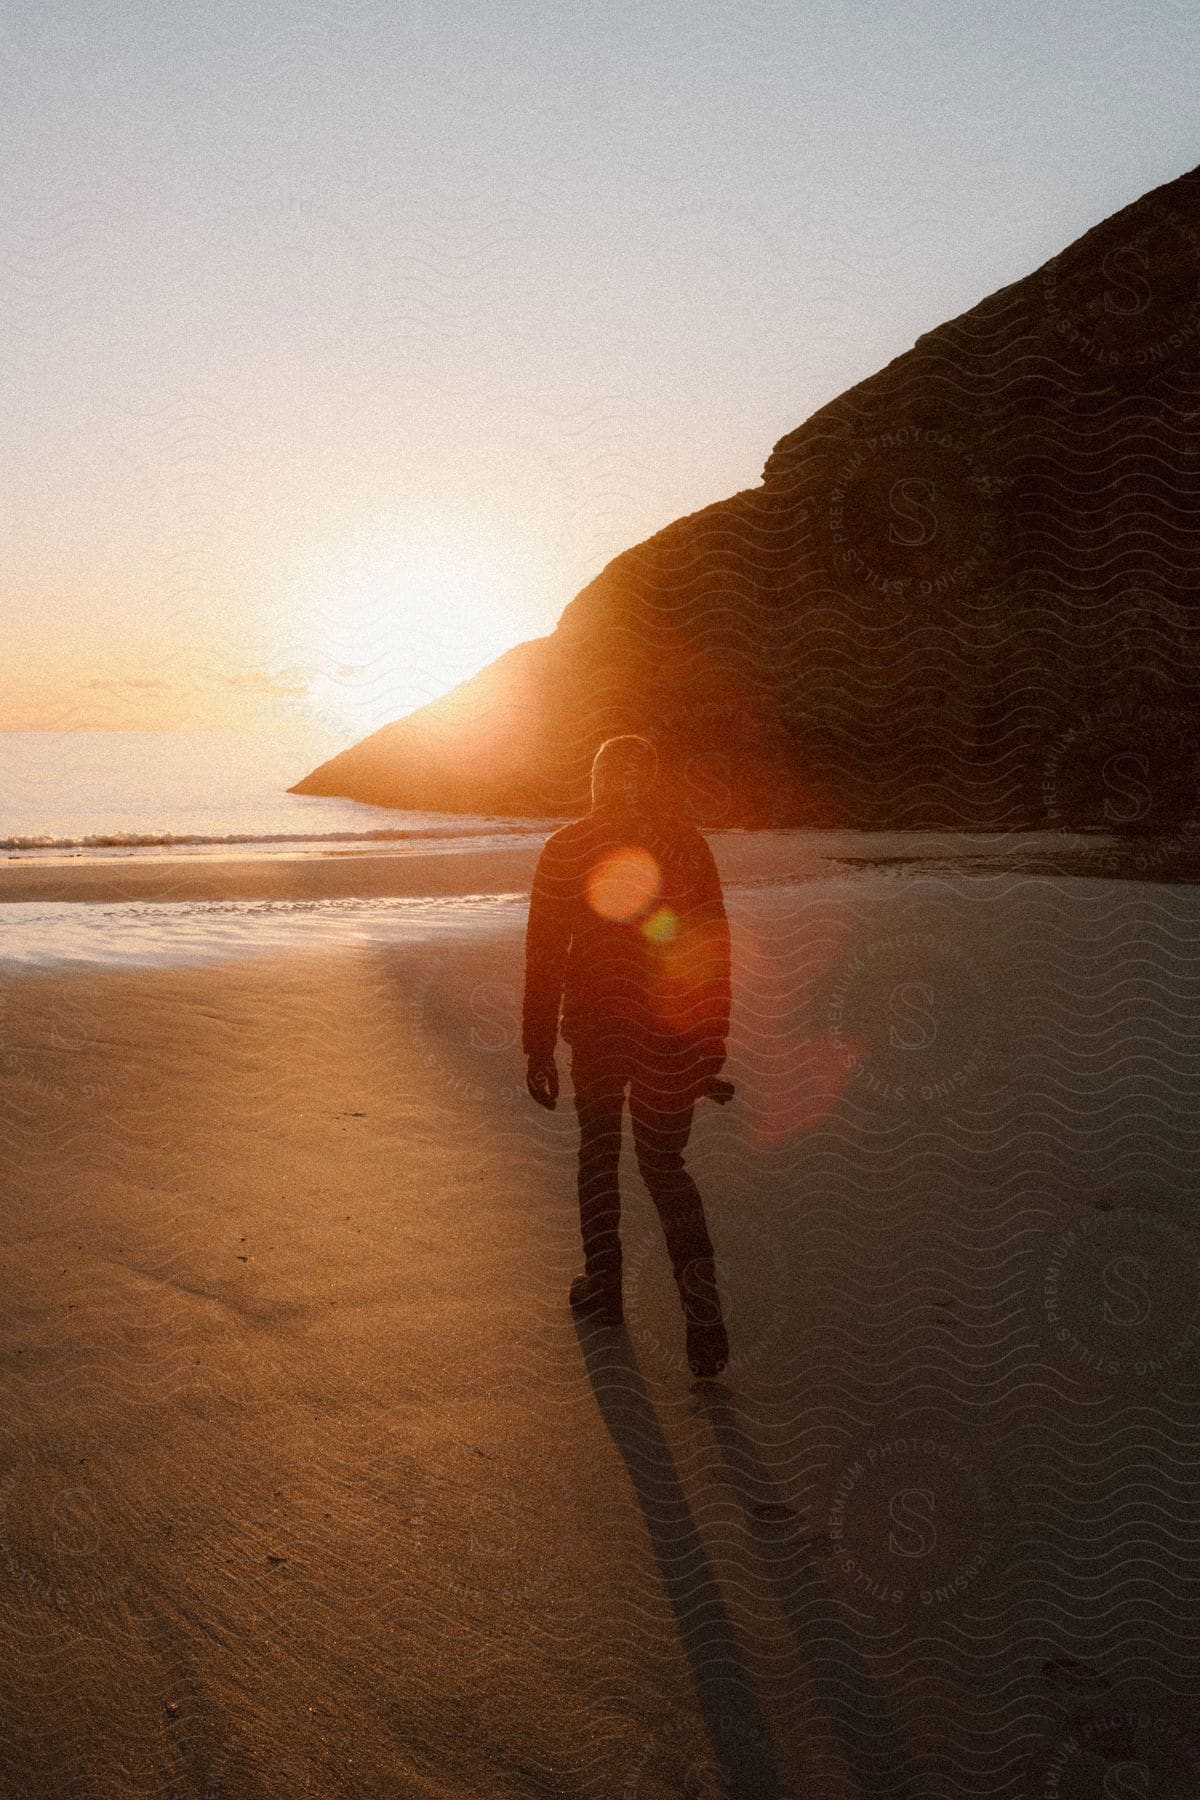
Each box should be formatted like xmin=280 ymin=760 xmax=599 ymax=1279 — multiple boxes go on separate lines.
xmin=291 ymin=165 xmax=1200 ymax=831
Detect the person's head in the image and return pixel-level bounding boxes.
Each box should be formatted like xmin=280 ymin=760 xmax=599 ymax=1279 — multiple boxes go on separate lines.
xmin=590 ymin=734 xmax=658 ymax=812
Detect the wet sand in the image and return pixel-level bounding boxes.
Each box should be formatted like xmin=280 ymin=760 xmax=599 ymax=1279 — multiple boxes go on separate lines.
xmin=0 ymin=824 xmax=1170 ymax=908
xmin=2 ymin=861 xmax=1199 ymax=1795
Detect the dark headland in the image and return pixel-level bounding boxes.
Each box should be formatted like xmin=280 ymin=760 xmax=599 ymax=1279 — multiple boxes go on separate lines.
xmin=291 ymin=165 xmax=1200 ymax=836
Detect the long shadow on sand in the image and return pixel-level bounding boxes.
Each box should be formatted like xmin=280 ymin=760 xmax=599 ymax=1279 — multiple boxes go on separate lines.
xmin=693 ymin=1384 xmax=925 ymax=1798
xmin=575 ymin=1317 xmax=795 ymax=1799
xmin=577 ymin=1318 xmax=926 ymax=1797
xmin=575 ymin=1317 xmax=798 ymax=1792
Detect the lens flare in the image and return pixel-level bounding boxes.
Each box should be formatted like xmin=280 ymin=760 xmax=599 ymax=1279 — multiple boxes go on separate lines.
xmin=643 ymin=905 xmax=678 ymax=943
xmin=586 ymin=848 xmax=660 ymax=921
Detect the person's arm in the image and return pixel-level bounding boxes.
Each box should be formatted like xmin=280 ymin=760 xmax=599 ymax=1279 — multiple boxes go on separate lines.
xmin=522 ymin=836 xmax=572 ymax=1106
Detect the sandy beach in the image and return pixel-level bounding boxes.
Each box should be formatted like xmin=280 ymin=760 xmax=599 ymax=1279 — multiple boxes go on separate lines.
xmin=2 ymin=842 xmax=1199 ymax=1796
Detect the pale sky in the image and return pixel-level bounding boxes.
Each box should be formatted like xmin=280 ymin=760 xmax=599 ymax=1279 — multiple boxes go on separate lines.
xmin=4 ymin=0 xmax=1198 ymax=746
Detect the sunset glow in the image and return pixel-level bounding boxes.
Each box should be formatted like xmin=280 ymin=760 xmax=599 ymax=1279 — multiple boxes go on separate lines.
xmin=285 ymin=521 xmax=544 ymax=740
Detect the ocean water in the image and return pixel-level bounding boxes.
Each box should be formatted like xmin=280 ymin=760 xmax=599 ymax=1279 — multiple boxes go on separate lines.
xmin=0 ymin=728 xmax=552 ymax=857
xmin=0 ymin=728 xmax=554 ymax=971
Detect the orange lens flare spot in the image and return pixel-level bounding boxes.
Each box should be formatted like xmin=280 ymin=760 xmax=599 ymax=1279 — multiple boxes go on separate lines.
xmin=586 ymin=848 xmax=660 ymax=922
xmin=643 ymin=906 xmax=678 ymax=944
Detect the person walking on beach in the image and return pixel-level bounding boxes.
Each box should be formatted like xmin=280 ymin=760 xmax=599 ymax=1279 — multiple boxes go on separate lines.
xmin=522 ymin=735 xmax=733 ymax=1379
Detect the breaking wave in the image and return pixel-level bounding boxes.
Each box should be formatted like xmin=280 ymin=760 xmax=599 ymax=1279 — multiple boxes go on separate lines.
xmin=1 ymin=820 xmax=556 ymax=853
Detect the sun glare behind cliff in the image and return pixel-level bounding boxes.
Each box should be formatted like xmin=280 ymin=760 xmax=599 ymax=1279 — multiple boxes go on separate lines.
xmin=284 ymin=520 xmax=547 ymax=742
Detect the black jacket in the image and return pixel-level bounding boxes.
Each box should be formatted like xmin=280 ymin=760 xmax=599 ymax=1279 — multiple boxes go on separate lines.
xmin=522 ymin=805 xmax=731 ymax=1066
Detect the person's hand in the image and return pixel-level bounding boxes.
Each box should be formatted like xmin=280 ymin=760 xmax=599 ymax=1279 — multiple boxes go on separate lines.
xmin=526 ymin=1054 xmax=559 ymax=1110
xmin=696 ymin=1075 xmax=735 ymax=1105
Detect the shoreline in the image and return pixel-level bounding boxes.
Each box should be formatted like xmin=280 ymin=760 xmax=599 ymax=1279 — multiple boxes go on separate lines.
xmin=0 ymin=844 xmax=548 ymax=906
xmin=0 ymin=825 xmax=1196 ymax=906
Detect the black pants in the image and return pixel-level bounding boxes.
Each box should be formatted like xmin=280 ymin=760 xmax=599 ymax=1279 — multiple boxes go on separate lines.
xmin=570 ymin=1040 xmax=721 ymax=1319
